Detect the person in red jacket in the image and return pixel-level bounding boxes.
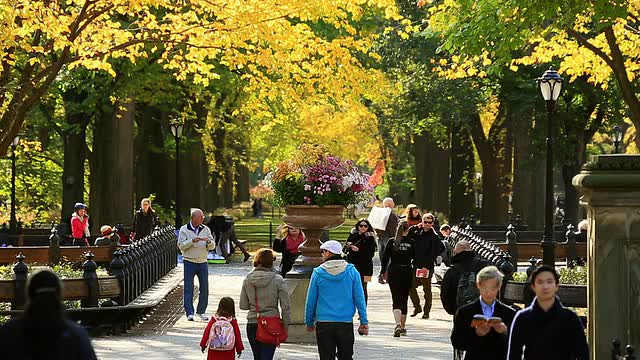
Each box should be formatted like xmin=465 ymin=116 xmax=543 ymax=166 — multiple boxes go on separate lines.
xmin=200 ymin=297 xmax=244 ymax=360
xmin=70 ymin=203 xmax=90 ymax=246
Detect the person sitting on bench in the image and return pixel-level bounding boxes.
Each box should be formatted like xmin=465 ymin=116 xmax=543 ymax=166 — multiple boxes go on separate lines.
xmin=95 ymin=225 xmax=119 ymax=246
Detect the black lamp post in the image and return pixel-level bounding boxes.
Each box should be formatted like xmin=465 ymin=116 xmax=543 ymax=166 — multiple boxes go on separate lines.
xmin=612 ymin=125 xmax=624 ymax=154
xmin=538 ymin=68 xmax=563 ymax=267
xmin=170 ymin=124 xmax=183 ymax=229
xmin=9 ymin=135 xmax=20 ymax=234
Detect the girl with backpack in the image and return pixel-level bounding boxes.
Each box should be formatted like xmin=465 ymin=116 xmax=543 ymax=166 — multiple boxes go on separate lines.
xmin=200 ymin=297 xmax=244 ymax=360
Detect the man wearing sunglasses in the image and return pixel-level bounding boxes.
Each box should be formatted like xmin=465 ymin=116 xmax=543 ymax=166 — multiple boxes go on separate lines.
xmin=408 ymin=213 xmax=442 ymax=319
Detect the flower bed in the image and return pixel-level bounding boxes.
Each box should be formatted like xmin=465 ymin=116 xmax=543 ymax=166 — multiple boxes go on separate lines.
xmin=264 ymin=144 xmax=374 ymax=211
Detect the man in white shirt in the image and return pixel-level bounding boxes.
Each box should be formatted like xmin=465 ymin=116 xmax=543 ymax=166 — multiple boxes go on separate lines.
xmin=178 ymin=208 xmax=215 ymax=321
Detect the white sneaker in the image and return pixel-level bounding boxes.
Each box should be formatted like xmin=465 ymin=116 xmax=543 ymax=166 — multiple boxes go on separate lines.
xmin=187 ymin=315 xmax=194 ymax=321
xmin=197 ymin=313 xmax=209 ymax=321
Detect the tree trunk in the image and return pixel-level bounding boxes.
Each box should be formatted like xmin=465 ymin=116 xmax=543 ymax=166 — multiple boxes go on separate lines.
xmin=414 ymin=133 xmax=428 ymax=207
xmin=221 ymin=161 xmax=234 ymax=208
xmin=468 ymin=111 xmax=507 ymax=224
xmin=89 ymin=101 xmax=135 ymax=230
xmin=134 ymin=106 xmax=170 ymax=211
xmin=60 ymin=113 xmax=88 ymax=225
xmin=414 ymin=131 xmax=450 ymax=214
xmin=512 ymin=109 xmax=538 ymax=227
xmin=235 ymin=162 xmax=250 ymax=203
xmin=450 ymin=123 xmax=476 ymax=223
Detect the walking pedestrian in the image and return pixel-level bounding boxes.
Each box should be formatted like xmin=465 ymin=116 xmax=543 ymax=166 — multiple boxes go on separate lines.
xmin=200 ymin=297 xmax=244 ymax=360
xmin=70 ymin=202 xmax=90 ymax=246
xmin=239 ymin=248 xmax=291 ymax=360
xmin=178 ymin=208 xmax=216 ymax=321
xmin=507 ymin=265 xmax=589 ymax=359
xmin=395 ymin=204 xmax=422 ymax=238
xmin=271 ymin=225 xmax=306 ymax=277
xmin=379 ymin=221 xmax=414 ymax=337
xmin=305 ymin=240 xmax=368 ymax=360
xmin=408 ymin=213 xmax=441 ymax=319
xmin=440 ymin=240 xmax=492 ymax=316
xmin=132 ymin=197 xmax=159 ymax=241
xmin=451 ymin=266 xmax=516 ymax=360
xmin=344 ymin=219 xmax=376 ymax=304
xmin=374 ymin=197 xmax=398 ymax=265
xmin=0 ymin=269 xmax=97 ymax=359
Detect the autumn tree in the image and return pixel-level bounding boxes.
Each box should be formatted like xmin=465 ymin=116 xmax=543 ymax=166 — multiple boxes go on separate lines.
xmin=427 ymin=0 xmax=640 ymax=147
xmin=0 ymin=0 xmax=401 ymax=156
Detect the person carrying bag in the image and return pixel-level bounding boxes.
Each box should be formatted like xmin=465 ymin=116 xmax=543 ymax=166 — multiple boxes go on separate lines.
xmin=240 ymin=248 xmax=291 ymax=360
xmin=254 ymin=285 xmax=288 ymax=346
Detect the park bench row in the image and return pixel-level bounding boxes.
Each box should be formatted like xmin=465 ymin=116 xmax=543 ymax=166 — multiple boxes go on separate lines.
xmin=0 ymin=226 xmax=178 ymax=335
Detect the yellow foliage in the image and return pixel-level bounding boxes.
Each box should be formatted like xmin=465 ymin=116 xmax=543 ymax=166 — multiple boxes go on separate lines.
xmin=1 ymin=0 xmax=401 ymax=159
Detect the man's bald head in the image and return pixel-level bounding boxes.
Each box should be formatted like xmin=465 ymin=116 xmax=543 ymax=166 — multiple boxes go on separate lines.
xmin=454 ymin=240 xmax=471 ymax=255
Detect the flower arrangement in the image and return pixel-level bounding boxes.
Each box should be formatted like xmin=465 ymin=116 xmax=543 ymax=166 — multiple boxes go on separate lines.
xmin=264 ymin=145 xmax=375 ymax=211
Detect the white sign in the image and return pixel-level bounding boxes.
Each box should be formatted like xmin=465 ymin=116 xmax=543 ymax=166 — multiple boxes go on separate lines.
xmin=368 ymin=206 xmax=392 ymax=231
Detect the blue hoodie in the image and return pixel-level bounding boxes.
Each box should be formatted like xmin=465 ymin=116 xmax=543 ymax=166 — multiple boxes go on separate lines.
xmin=305 ymin=259 xmax=368 ymax=327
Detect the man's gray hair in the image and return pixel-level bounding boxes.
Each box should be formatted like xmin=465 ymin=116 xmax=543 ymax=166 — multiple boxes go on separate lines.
xmin=476 ymin=265 xmax=504 ymax=286
xmin=382 ymin=197 xmax=394 ymax=207
xmin=190 ymin=208 xmax=204 ymax=218
xmin=578 ymin=219 xmax=588 ymax=231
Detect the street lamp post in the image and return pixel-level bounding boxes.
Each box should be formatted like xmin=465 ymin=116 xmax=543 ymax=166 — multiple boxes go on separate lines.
xmin=9 ymin=135 xmax=20 ymax=234
xmin=612 ymin=125 xmax=624 ymax=154
xmin=538 ymin=68 xmax=563 ymax=267
xmin=170 ymin=124 xmax=183 ymax=229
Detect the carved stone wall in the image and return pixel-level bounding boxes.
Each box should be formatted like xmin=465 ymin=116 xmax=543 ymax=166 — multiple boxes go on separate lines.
xmin=573 ymin=154 xmax=640 ymax=360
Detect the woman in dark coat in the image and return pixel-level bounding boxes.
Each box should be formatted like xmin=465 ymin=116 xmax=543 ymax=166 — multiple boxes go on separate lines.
xmin=344 ymin=219 xmax=377 ymax=303
xmin=379 ymin=221 xmax=414 ymax=337
xmin=132 ymin=197 xmax=159 ymax=241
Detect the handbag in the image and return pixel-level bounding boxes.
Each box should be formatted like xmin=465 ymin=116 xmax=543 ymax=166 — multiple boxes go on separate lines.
xmin=254 ymin=285 xmax=288 ymax=346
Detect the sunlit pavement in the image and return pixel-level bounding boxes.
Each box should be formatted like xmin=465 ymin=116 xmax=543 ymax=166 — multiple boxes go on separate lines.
xmin=93 ymin=260 xmax=454 ymax=360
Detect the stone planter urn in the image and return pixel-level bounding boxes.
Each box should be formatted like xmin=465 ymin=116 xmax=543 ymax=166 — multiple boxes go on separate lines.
xmin=281 ymin=205 xmax=345 ymax=343
xmin=283 ymin=205 xmax=345 ymax=278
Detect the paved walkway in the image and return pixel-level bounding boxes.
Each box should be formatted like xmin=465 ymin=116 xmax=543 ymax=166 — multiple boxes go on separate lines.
xmin=93 ymin=261 xmax=454 ymax=359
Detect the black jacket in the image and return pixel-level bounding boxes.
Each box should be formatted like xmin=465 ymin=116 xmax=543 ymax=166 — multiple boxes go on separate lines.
xmin=132 ymin=208 xmax=159 ymax=240
xmin=507 ymin=297 xmax=589 ymax=360
xmin=451 ymin=299 xmax=516 ymax=360
xmin=441 ymin=251 xmax=492 ymax=315
xmin=344 ymin=232 xmax=376 ymax=276
xmin=410 ymin=226 xmax=441 ymax=271
xmin=0 ymin=318 xmax=97 ymax=359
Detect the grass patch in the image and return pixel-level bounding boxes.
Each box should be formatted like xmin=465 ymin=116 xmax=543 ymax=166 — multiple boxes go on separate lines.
xmin=234 ymin=216 xmax=357 ymax=251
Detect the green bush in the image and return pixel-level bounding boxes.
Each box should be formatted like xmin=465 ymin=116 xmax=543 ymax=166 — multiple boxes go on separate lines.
xmin=511 ymin=266 xmax=587 ymax=285
xmin=0 ymin=263 xmax=109 ymax=280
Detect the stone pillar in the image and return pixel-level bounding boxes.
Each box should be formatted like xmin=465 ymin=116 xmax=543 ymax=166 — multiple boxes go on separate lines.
xmin=572 ymin=154 xmax=640 ymax=360
xmin=281 ymin=205 xmax=345 ymax=343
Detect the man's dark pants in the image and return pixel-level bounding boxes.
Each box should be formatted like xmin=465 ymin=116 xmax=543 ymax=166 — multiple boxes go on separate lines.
xmin=316 ymin=322 xmax=354 ymax=360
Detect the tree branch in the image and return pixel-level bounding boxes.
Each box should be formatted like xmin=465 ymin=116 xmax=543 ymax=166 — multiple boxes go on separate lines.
xmin=566 ymin=28 xmax=615 ymax=68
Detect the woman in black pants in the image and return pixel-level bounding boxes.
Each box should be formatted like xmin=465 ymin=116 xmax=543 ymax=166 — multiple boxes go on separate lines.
xmin=379 ymin=222 xmax=414 ymax=337
xmin=344 ymin=219 xmax=377 ymax=303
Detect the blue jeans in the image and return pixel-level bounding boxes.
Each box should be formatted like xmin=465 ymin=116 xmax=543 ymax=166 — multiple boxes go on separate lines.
xmin=183 ymin=260 xmax=209 ymax=316
xmin=246 ymin=323 xmax=276 ymax=360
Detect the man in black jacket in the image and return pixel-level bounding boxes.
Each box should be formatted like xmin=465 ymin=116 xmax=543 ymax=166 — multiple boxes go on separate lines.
xmin=440 ymin=240 xmax=492 ymax=316
xmin=507 ymin=265 xmax=589 ymax=360
xmin=408 ymin=213 xmax=441 ymax=319
xmin=451 ymin=266 xmax=516 ymax=360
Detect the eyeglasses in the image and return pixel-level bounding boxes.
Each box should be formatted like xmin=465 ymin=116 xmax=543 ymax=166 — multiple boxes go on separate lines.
xmin=358 ymin=224 xmax=368 ymax=228
xmin=423 ymin=221 xmax=433 ymax=225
